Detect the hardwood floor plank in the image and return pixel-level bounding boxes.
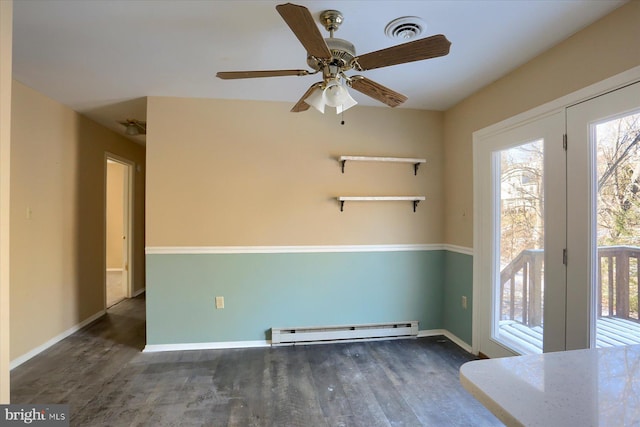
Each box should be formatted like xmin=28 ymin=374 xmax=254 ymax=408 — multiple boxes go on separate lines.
xmin=306 ymin=344 xmax=355 ymax=422
xmin=225 ymin=348 xmax=267 ymax=426
xmin=422 ymin=338 xmax=506 ymax=426
xmin=279 ymin=347 xmax=328 ymax=427
xmin=371 ymin=340 xmax=454 ymax=425
xmin=349 ymin=342 xmax=424 ymax=426
xmin=331 ymin=344 xmax=392 ymax=427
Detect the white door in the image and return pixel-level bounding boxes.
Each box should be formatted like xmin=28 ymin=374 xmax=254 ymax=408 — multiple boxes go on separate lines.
xmin=475 ymin=111 xmax=565 ymax=357
xmin=566 ymin=81 xmax=640 ymax=350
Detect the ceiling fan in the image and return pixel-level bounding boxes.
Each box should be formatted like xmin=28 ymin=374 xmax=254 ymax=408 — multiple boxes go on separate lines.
xmin=216 ymin=3 xmax=451 ymax=114
xmin=118 ymin=119 xmax=147 ymax=136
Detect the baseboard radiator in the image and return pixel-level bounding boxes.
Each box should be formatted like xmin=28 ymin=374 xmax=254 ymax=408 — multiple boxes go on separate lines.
xmin=271 ymin=321 xmax=419 ymax=346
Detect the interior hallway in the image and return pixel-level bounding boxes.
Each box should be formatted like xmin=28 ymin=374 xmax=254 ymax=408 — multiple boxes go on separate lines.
xmin=10 ymin=296 xmax=501 ymax=426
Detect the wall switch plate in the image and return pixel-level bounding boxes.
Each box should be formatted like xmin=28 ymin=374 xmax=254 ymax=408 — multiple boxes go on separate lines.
xmin=461 ymin=296 xmax=468 ymax=309
xmin=215 ymin=296 xmax=224 ymax=309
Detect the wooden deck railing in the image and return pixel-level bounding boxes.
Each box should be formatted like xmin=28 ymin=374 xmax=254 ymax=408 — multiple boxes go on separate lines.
xmin=499 ymin=249 xmax=544 ymax=327
xmin=500 ymin=245 xmax=640 ymax=326
xmin=598 ymin=246 xmax=640 ymax=321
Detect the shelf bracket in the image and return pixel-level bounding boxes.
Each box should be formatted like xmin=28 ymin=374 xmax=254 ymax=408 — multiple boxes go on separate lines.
xmin=414 ymin=163 xmax=420 ymax=176
xmin=341 ymin=160 xmax=347 ymax=174
xmin=413 ymin=200 xmax=420 ymax=212
xmin=340 ymin=200 xmax=345 ymax=212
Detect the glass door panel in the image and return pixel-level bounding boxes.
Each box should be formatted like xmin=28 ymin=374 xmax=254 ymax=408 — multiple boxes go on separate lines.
xmin=594 ymin=110 xmax=640 ymax=347
xmin=495 ymin=140 xmax=545 ymax=354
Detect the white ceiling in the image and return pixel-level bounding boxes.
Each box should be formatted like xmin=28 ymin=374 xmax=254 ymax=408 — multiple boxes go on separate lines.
xmin=12 ymin=0 xmax=626 ymax=143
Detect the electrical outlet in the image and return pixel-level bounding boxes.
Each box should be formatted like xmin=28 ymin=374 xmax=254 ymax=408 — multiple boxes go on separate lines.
xmin=215 ymin=296 xmax=224 ymax=309
xmin=461 ymin=296 xmax=468 ymax=309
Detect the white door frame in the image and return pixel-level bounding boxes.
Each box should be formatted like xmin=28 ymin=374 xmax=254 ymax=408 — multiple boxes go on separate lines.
xmin=472 ymin=65 xmax=640 ymax=356
xmin=104 ymin=153 xmax=135 ymax=307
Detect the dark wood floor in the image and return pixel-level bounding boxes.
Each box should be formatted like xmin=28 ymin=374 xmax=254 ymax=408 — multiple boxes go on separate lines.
xmin=11 ymin=296 xmax=503 ymax=426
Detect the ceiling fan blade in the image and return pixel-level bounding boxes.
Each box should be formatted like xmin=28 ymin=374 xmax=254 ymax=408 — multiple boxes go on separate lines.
xmin=216 ymin=70 xmax=310 ymax=79
xmin=276 ymin=3 xmax=331 ymax=60
xmin=355 ymin=34 xmax=451 ymax=71
xmin=291 ymin=82 xmax=323 ymax=112
xmin=350 ymin=76 xmax=407 ymax=108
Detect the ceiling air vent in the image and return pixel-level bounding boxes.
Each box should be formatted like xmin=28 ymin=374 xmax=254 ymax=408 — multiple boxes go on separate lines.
xmin=385 ymin=16 xmax=426 ymax=41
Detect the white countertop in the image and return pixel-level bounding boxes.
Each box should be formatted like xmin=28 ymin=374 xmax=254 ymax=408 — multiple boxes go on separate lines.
xmin=460 ymin=345 xmax=640 ymax=427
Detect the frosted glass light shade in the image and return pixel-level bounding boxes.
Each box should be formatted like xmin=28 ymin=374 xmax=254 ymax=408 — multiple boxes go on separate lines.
xmin=336 ymin=90 xmax=358 ymax=114
xmin=323 ymin=82 xmax=348 ymax=108
xmin=305 ymin=88 xmax=325 ymax=114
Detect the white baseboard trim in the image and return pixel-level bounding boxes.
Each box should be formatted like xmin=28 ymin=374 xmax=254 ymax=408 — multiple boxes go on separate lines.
xmin=10 ymin=310 xmax=107 ymax=370
xmin=143 ymin=340 xmax=271 ymax=353
xmin=132 ymin=287 xmax=145 ymax=297
xmin=418 ymin=329 xmax=473 ymax=354
xmin=142 ymin=331 xmax=474 ymax=354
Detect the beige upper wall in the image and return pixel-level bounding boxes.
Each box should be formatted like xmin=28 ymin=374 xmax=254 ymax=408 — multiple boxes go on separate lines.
xmin=10 ymin=80 xmax=146 ymax=360
xmin=106 ymin=161 xmax=125 ymax=269
xmin=147 ymin=97 xmax=443 ymax=246
xmin=443 ymin=1 xmax=640 ymax=248
xmin=0 ymin=0 xmax=12 ymax=403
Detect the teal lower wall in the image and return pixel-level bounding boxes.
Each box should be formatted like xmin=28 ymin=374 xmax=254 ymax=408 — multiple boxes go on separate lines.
xmin=146 ymin=250 xmax=446 ymax=345
xmin=443 ymin=251 xmax=473 ymax=344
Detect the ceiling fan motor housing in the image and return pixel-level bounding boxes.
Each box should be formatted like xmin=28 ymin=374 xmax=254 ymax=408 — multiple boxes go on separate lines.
xmin=307 ymin=38 xmax=356 ymax=72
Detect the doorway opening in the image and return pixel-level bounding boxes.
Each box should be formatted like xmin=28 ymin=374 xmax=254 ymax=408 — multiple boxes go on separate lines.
xmin=105 ymin=155 xmax=134 ymax=308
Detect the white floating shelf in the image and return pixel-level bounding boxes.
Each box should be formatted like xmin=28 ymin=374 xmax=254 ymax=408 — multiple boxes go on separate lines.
xmin=338 ymin=156 xmax=427 ymax=174
xmin=337 ymin=196 xmax=426 ymax=201
xmin=336 ymin=196 xmax=426 ymax=212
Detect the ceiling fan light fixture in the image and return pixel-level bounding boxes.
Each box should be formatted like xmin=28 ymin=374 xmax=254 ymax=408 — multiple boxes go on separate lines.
xmin=304 ymin=80 xmax=358 ymax=115
xmin=125 ymin=123 xmax=140 ymax=136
